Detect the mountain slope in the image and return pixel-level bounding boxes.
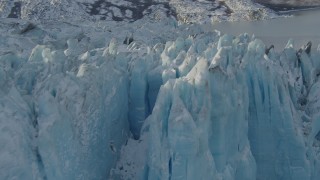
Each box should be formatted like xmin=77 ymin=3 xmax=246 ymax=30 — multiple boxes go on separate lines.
xmin=0 ymin=0 xmax=276 ymax=23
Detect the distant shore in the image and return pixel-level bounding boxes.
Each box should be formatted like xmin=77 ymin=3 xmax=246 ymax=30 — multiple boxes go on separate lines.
xmin=258 ymin=3 xmax=320 ymax=13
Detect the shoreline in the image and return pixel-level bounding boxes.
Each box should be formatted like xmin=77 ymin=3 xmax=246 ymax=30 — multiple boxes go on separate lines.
xmin=277 ymin=6 xmax=320 ymax=15
xmin=258 ymin=3 xmax=320 ymax=14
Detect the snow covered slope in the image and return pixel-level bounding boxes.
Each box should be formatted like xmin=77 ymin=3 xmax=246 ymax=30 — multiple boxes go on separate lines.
xmin=2 ymin=16 xmax=319 ymax=179
xmin=0 ymin=0 xmax=277 ymax=23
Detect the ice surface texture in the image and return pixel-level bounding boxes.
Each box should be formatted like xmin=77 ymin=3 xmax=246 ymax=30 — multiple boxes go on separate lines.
xmin=0 ymin=26 xmax=130 ymax=179
xmin=115 ymin=35 xmax=320 ymax=179
xmin=0 ymin=19 xmax=320 ymax=180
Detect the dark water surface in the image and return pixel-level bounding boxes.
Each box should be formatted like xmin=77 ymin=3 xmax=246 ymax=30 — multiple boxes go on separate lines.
xmin=214 ymin=8 xmax=320 ymax=51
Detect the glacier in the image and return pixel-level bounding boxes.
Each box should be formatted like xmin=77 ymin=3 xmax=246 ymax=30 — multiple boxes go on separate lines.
xmin=114 ymin=34 xmax=320 ymax=179
xmin=0 ymin=11 xmax=320 ymax=180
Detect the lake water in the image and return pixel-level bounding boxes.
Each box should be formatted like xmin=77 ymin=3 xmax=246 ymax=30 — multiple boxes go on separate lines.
xmin=214 ymin=8 xmax=320 ymax=51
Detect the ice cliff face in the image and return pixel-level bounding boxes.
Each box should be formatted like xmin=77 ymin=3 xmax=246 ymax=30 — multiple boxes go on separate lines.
xmin=1 ymin=17 xmax=320 ymax=180
xmin=113 ymin=34 xmax=320 ymax=179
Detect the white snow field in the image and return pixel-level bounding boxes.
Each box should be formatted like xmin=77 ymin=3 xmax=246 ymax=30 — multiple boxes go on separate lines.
xmin=0 ymin=1 xmax=320 ymax=180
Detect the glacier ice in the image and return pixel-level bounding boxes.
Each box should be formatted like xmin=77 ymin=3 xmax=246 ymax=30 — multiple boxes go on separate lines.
xmin=115 ymin=33 xmax=320 ymax=179
xmin=0 ymin=18 xmax=320 ymax=180
xmin=1 ymin=28 xmax=131 ymax=179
